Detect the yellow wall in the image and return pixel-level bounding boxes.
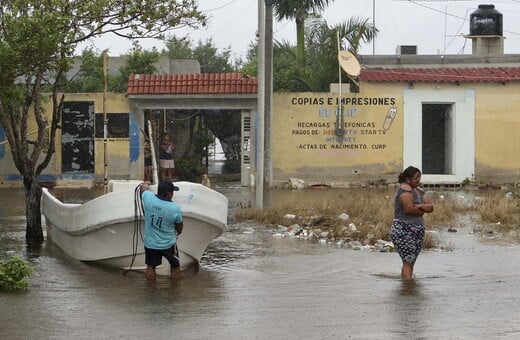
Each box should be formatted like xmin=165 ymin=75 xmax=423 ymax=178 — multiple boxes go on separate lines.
xmin=474 ymin=83 xmax=520 ymax=182
xmin=55 ymin=94 xmax=133 ymax=182
xmin=273 ymin=84 xmax=404 ymax=185
xmin=3 ymin=81 xmax=520 ymax=187
xmin=273 ymin=80 xmax=520 ymax=185
xmin=0 ymin=93 xmax=134 ymax=187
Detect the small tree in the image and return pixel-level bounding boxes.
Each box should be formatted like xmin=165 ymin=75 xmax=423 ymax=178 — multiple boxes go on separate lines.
xmin=112 ymin=43 xmax=161 ymax=92
xmin=0 ymin=1 xmax=206 ymax=245
xmin=0 ymin=256 xmax=34 ymax=292
xmin=204 ymin=110 xmax=242 ymax=173
xmin=164 ymin=36 xmax=236 ymax=73
xmin=62 ymin=47 xmax=106 ymax=93
xmin=164 ymin=36 xmax=243 ymax=173
xmin=63 ymin=44 xmax=162 ymax=93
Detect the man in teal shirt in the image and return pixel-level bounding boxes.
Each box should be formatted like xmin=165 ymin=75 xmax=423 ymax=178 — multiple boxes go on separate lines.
xmin=140 ymin=180 xmax=183 ymax=282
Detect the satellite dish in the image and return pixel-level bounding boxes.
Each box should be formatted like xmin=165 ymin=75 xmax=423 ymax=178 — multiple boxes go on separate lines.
xmin=338 ymin=50 xmax=361 ymax=77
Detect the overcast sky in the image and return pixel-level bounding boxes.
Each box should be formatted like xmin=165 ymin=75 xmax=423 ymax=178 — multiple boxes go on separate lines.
xmin=85 ymin=0 xmax=520 ymax=59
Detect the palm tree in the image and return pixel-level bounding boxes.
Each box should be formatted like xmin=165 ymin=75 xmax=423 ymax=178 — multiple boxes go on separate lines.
xmin=273 ymin=0 xmax=334 ymax=68
xmin=336 ymin=17 xmax=378 ymax=54
xmin=292 ymin=17 xmax=378 ymax=92
xmin=245 ymin=14 xmax=377 ymax=92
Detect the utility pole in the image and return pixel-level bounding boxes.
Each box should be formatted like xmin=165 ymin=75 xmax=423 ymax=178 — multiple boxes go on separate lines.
xmin=256 ymin=0 xmax=274 ymax=208
xmin=256 ymin=0 xmax=265 ymax=208
xmin=264 ymin=1 xmax=274 ymax=190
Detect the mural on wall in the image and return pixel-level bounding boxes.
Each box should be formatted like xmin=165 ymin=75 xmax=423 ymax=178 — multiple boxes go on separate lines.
xmin=382 ymin=107 xmax=398 ymax=132
xmin=273 ymin=91 xmax=403 ymax=182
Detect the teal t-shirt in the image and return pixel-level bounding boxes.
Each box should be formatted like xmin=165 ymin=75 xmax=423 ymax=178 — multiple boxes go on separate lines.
xmin=142 ymin=190 xmax=183 ymax=249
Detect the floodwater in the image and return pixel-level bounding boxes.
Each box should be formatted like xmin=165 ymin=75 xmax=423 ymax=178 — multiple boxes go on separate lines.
xmin=2 ymin=183 xmax=520 ymax=339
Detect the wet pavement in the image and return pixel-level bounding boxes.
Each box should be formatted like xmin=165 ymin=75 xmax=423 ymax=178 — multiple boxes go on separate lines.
xmin=2 ymin=183 xmax=520 ymax=339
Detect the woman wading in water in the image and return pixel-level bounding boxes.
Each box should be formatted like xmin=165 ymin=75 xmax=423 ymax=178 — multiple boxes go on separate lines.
xmin=390 ymin=166 xmax=434 ymax=280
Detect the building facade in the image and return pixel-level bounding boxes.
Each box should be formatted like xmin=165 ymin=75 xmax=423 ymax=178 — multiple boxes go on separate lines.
xmin=0 ymin=73 xmax=257 ymax=188
xmin=1 ymin=56 xmax=520 ymax=188
xmin=269 ymin=54 xmax=520 ymax=186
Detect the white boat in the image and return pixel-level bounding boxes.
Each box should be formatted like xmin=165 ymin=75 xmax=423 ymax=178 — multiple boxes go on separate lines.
xmin=41 ymin=180 xmax=228 ymax=276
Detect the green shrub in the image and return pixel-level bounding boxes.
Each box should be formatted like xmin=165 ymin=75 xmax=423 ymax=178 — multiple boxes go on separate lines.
xmin=461 ymin=177 xmax=471 ymax=186
xmin=0 ymin=256 xmax=34 ymax=292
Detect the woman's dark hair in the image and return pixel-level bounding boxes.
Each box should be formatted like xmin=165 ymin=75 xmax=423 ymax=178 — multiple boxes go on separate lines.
xmin=398 ymin=166 xmax=421 ymax=183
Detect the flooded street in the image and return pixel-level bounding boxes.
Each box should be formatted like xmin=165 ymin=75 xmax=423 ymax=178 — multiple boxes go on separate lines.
xmin=2 ymin=183 xmax=520 ymax=339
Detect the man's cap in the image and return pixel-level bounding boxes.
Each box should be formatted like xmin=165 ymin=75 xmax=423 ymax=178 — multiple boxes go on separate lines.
xmin=157 ymin=180 xmax=179 ymax=196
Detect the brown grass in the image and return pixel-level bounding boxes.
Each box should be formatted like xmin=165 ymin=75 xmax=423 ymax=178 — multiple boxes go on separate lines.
xmin=473 ymin=191 xmax=520 ymax=233
xmin=235 ymin=187 xmax=519 ymax=249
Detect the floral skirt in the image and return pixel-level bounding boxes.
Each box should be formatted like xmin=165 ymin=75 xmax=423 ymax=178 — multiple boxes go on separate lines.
xmin=389 ymin=219 xmax=425 ymax=264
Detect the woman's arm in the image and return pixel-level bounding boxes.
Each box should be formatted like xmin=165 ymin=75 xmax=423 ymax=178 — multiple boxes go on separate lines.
xmin=399 ymin=191 xmax=425 ymax=216
xmin=160 ymin=142 xmax=168 ymax=152
xmin=416 ymin=193 xmax=434 ymax=213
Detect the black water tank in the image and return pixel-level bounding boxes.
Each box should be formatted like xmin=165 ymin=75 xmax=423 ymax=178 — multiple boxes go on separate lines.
xmin=470 ymin=4 xmax=503 ymax=36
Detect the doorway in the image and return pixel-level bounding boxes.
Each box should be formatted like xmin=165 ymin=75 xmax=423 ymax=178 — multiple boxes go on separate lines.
xmin=422 ymin=103 xmax=453 ymax=175
xmin=403 ymin=88 xmax=474 ymax=184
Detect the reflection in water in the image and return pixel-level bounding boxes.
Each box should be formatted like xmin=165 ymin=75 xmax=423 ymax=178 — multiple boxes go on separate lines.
xmin=399 ymin=279 xmax=419 ymax=296
xmin=0 ymin=189 xmax=27 ymax=255
xmin=3 ymin=184 xmax=520 ymax=339
xmin=391 ymin=279 xmax=428 ymax=340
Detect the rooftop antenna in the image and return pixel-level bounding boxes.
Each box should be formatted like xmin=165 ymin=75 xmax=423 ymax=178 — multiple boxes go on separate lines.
xmin=373 ymin=0 xmax=376 ymax=55
xmin=336 ymin=35 xmax=361 ymax=138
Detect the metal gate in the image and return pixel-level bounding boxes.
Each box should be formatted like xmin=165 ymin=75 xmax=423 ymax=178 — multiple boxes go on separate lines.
xmin=241 ymin=110 xmax=251 ymax=186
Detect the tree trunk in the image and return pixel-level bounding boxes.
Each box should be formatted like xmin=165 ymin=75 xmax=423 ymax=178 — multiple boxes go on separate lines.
xmin=25 ymin=181 xmax=44 ymax=245
xmin=219 ymin=136 xmax=241 ymax=173
xmin=296 ymin=16 xmax=306 ymax=68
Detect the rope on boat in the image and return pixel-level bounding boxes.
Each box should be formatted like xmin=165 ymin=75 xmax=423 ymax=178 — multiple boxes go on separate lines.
xmin=123 ymin=183 xmax=146 ymax=275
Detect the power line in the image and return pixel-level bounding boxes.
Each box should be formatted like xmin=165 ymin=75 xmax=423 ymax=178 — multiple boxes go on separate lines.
xmin=404 ymin=0 xmax=520 ymax=36
xmin=204 ymin=0 xmax=240 ymax=12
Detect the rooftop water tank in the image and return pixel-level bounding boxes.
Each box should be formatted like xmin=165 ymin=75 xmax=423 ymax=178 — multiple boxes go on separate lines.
xmin=470 ymin=4 xmax=503 ymax=36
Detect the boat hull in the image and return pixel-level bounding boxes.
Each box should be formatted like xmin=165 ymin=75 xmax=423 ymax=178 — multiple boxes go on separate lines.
xmin=42 ymin=181 xmax=228 ymax=276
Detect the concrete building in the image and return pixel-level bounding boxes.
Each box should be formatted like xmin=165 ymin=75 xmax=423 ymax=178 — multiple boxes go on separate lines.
xmin=271 ymin=54 xmax=520 ymax=187
xmin=268 ymin=4 xmax=520 ymax=187
xmin=1 ymin=4 xmax=519 ymax=188
xmin=0 ymin=73 xmax=257 ymax=188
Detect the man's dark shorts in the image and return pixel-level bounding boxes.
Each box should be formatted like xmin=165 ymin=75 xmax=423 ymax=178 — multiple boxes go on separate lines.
xmin=145 ymin=243 xmax=180 ymax=269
